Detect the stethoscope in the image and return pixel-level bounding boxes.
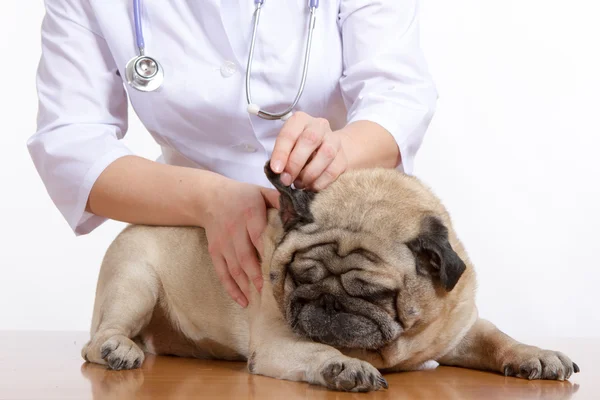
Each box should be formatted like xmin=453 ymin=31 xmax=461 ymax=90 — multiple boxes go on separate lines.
xmin=125 ymin=0 xmax=319 ymax=121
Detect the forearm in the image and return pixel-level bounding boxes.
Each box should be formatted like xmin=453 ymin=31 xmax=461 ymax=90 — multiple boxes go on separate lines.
xmin=86 ymin=155 xmax=222 ymax=227
xmin=334 ymin=120 xmax=401 ymax=170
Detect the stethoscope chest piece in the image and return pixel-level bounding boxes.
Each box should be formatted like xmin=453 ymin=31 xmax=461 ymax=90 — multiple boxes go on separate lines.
xmin=125 ymin=55 xmax=164 ymax=92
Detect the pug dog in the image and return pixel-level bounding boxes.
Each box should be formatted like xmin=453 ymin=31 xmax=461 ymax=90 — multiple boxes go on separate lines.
xmin=81 ymin=163 xmax=579 ymax=392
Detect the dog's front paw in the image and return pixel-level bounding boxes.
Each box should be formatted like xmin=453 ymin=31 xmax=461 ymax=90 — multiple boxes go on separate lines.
xmin=320 ymin=357 xmax=388 ymax=392
xmin=502 ymin=345 xmax=580 ymax=381
xmin=100 ymin=335 xmax=145 ymax=370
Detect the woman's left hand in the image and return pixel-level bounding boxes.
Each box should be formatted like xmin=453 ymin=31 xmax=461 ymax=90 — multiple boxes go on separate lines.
xmin=269 ymin=112 xmax=348 ymax=191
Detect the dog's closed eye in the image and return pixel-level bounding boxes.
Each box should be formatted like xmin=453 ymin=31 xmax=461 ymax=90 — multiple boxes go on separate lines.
xmin=341 ymin=277 xmax=394 ymax=301
xmin=290 ymin=262 xmax=328 ymax=285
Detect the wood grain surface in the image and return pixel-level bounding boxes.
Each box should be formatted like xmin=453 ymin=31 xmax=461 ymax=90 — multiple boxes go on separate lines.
xmin=0 ymin=331 xmax=596 ymax=399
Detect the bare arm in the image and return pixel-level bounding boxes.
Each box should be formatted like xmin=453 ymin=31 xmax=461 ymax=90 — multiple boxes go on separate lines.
xmin=334 ymin=120 xmax=401 ymax=170
xmin=85 ymin=155 xmax=221 ymax=227
xmin=87 ymin=124 xmax=398 ymax=225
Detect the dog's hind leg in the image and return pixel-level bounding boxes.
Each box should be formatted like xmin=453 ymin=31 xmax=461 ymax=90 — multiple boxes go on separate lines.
xmin=81 ymin=256 xmax=160 ymax=370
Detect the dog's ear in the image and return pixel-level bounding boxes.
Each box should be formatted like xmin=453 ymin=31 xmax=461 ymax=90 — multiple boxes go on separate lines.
xmin=264 ymin=161 xmax=316 ymax=230
xmin=406 ymin=216 xmax=466 ymax=292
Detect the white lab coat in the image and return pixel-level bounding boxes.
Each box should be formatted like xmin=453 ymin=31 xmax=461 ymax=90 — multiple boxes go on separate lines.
xmin=27 ymin=0 xmax=438 ymax=235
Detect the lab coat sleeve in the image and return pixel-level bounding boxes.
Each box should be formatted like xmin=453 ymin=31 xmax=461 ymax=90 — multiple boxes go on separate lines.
xmin=27 ymin=0 xmax=134 ymax=235
xmin=338 ymin=0 xmax=438 ymax=174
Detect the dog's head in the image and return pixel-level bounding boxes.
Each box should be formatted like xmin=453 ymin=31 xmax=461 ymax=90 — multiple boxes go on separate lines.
xmin=264 ymin=162 xmax=470 ymax=351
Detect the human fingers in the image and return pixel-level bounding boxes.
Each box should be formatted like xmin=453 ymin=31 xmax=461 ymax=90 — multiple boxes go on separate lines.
xmin=270 ymin=112 xmax=312 ymax=185
xmin=294 ymin=133 xmax=341 ymax=189
xmin=246 ymin=199 xmax=268 ymax=260
xmin=209 ymin=250 xmax=248 ymax=308
xmin=284 ymin=117 xmax=330 ymax=186
xmin=222 ymin=238 xmax=251 ymax=302
xmin=234 ymin=216 xmax=264 ymax=293
xmin=310 ymin=150 xmax=348 ymax=191
xmin=260 ymin=187 xmax=280 ymax=210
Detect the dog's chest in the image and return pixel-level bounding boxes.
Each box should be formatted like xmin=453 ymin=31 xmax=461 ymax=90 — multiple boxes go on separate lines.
xmin=135 ymin=303 xmax=248 ymax=361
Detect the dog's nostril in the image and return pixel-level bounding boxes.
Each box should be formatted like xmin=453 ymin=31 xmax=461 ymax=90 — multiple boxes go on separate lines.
xmin=319 ymin=296 xmax=327 ymax=308
xmin=318 ymin=295 xmax=343 ymax=313
xmin=333 ymin=299 xmax=342 ymax=312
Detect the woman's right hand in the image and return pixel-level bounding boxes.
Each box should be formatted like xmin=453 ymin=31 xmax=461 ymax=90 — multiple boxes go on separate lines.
xmin=201 ymin=178 xmax=280 ymax=307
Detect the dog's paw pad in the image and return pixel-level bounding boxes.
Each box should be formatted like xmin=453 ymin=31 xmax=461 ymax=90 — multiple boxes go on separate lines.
xmin=502 ymin=347 xmax=579 ymax=381
xmin=100 ymin=335 xmax=144 ymax=370
xmin=321 ymin=357 xmax=387 ymax=392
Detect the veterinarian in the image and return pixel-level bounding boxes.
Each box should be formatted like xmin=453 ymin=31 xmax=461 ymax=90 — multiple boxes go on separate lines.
xmin=27 ymin=0 xmax=437 ymax=307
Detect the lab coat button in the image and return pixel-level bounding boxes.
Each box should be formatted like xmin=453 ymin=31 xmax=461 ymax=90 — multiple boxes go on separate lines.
xmin=220 ymin=61 xmax=237 ymax=78
xmin=235 ymin=143 xmax=257 ymax=153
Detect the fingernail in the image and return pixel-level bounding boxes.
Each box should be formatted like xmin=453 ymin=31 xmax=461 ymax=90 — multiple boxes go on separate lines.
xmin=272 ymin=160 xmax=283 ymax=173
xmin=281 ymin=172 xmax=292 ymax=186
xmin=255 ymin=279 xmax=263 ymax=292
xmin=236 ymin=297 xmax=248 ymax=308
xmin=294 ymin=179 xmax=304 ymax=189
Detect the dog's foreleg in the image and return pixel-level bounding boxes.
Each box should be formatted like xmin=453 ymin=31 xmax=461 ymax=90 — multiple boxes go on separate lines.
xmin=247 ymin=309 xmax=388 ymax=392
xmin=81 ymin=259 xmax=159 ymax=370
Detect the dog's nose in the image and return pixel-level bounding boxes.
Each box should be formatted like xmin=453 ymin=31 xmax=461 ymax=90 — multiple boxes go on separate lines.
xmin=318 ymin=294 xmax=343 ymax=313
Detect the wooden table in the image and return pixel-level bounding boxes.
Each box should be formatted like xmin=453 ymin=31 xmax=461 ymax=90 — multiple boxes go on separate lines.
xmin=0 ymin=331 xmax=596 ymax=399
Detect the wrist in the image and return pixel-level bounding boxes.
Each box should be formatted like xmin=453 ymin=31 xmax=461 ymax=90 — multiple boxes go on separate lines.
xmin=187 ymin=170 xmax=233 ymax=227
xmin=331 ymin=128 xmax=357 ymax=169
xmin=333 ymin=121 xmax=400 ymax=170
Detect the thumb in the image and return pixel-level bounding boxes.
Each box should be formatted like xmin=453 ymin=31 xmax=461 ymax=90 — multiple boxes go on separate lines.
xmin=260 ymin=188 xmax=280 ymax=210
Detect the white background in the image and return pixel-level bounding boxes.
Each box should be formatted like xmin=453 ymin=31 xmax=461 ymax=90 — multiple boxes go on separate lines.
xmin=1 ymin=1 xmax=598 ymax=339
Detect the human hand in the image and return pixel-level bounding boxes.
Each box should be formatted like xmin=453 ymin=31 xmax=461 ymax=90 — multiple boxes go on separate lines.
xmin=270 ymin=112 xmax=348 ymax=191
xmin=201 ymin=178 xmax=280 ymax=308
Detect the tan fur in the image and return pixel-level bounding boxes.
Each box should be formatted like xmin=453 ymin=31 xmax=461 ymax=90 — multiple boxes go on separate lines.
xmin=81 ymin=168 xmax=578 ymax=392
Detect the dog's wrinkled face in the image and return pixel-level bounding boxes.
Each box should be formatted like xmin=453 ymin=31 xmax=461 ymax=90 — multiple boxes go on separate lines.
xmin=264 ymin=163 xmax=468 ymax=351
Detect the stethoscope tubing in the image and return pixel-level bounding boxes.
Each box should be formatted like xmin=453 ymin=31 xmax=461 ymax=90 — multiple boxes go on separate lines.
xmin=245 ymin=3 xmax=317 ymax=120
xmin=127 ymin=0 xmax=319 ymax=120
xmin=133 ymin=0 xmax=145 ymax=54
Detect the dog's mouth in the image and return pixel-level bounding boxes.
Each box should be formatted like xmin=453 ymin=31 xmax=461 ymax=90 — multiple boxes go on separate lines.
xmin=287 ymin=291 xmax=402 ymax=350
